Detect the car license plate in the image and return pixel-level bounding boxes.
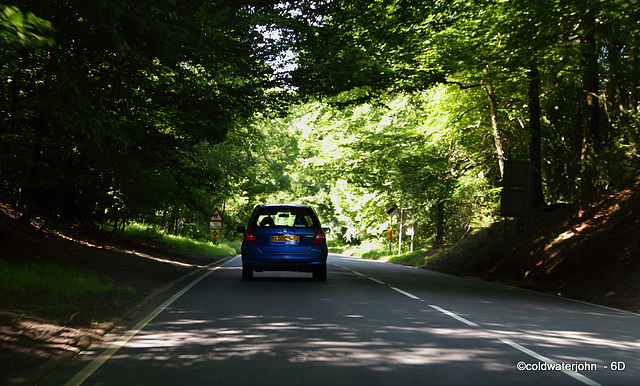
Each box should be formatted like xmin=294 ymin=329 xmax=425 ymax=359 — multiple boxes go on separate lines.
xmin=272 ymin=235 xmax=299 ymax=243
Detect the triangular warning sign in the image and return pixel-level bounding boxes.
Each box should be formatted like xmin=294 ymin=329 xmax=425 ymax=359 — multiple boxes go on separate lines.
xmin=209 ymin=208 xmax=223 ymax=222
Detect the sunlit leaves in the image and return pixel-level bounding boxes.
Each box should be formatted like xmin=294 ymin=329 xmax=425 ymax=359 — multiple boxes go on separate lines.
xmin=261 ymin=86 xmax=499 ymax=245
xmin=0 ymin=5 xmax=54 ymax=52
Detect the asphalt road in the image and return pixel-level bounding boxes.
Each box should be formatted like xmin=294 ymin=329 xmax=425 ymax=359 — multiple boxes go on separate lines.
xmin=44 ymin=254 xmax=639 ymax=385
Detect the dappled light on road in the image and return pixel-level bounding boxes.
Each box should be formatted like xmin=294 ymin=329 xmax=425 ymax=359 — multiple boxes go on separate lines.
xmin=45 ymin=256 xmax=639 ymax=386
xmin=109 ymin=311 xmax=511 ymax=377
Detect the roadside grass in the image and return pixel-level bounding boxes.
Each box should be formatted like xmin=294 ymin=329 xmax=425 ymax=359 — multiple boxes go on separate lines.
xmin=388 ymin=250 xmax=430 ymax=266
xmin=0 ymin=260 xmax=134 ymax=320
xmin=0 ymin=222 xmax=238 ymax=323
xmin=161 ymin=233 xmax=239 ymax=256
xmin=330 ymin=240 xmax=390 ymax=260
xmin=330 ymin=238 xmax=462 ymax=266
xmin=328 ymin=245 xmax=349 ymax=255
xmin=123 ymin=222 xmax=240 ymax=257
xmin=388 ymin=225 xmax=506 ymax=273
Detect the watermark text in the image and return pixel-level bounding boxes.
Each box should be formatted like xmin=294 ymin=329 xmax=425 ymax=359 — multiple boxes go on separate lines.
xmin=517 ymin=361 xmax=626 ymax=372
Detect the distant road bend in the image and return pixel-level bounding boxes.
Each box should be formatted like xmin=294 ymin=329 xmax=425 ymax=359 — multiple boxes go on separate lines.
xmin=45 ymin=254 xmax=639 ymax=386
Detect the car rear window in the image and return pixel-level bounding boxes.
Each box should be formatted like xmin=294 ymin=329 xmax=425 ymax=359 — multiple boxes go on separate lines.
xmin=253 ymin=207 xmax=317 ymax=229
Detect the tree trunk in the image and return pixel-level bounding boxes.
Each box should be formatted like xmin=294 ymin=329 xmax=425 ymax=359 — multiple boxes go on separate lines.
xmin=630 ymin=53 xmax=640 ymax=146
xmin=580 ymin=13 xmax=600 ymax=197
xmin=527 ymin=66 xmax=546 ymax=209
xmin=605 ymin=40 xmax=623 ymax=119
xmin=434 ymin=199 xmax=445 ymax=247
xmin=631 ymin=53 xmax=639 ymax=113
xmin=486 ymin=81 xmax=505 ymax=177
xmin=6 ymin=69 xmax=19 ymax=137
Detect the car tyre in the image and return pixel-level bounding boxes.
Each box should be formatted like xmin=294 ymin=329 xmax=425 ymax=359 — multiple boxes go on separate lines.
xmin=313 ymin=265 xmax=327 ymax=282
xmin=242 ymin=265 xmax=253 ymax=281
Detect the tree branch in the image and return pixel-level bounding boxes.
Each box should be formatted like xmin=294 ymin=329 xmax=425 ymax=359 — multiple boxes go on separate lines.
xmin=444 ymin=80 xmax=483 ymax=90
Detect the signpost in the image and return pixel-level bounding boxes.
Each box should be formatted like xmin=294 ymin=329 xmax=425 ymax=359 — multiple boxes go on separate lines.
xmin=500 ymin=160 xmax=532 ymax=218
xmin=209 ymin=208 xmax=223 ymax=240
xmin=386 ymin=205 xmax=413 ymax=255
xmin=500 ymin=160 xmax=533 ymax=240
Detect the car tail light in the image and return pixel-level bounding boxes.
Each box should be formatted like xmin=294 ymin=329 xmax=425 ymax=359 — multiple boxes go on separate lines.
xmin=313 ymin=227 xmax=326 ymax=244
xmin=245 ymin=226 xmax=256 ymax=243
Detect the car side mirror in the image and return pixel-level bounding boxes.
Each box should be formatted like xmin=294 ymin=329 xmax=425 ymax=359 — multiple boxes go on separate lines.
xmin=236 ymin=226 xmax=246 ymax=233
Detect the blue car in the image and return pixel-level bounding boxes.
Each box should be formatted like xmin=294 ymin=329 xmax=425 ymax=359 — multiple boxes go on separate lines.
xmin=237 ymin=204 xmax=329 ymax=281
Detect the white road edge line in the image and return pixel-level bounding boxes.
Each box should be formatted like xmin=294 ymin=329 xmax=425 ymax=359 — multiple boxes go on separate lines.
xmin=64 ymin=256 xmax=237 ymax=386
xmin=428 ymin=304 xmax=479 ymax=327
xmin=499 ymin=339 xmax=602 ymax=386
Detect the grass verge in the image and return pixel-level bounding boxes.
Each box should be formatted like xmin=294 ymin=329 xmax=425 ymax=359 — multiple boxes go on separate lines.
xmin=0 ymin=260 xmax=134 ymax=320
xmin=329 ymin=240 xmax=391 ymax=260
xmin=124 ymin=222 xmax=240 ymax=257
xmin=388 ymin=226 xmax=505 ymax=273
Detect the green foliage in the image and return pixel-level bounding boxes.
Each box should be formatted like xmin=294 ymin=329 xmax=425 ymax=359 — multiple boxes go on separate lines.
xmin=2 ymin=0 xmax=638 ymax=257
xmin=260 ymin=0 xmax=639 ymax=250
xmin=0 ymin=1 xmax=285 ymax=232
xmin=261 ymin=87 xmax=502 ymax=247
xmin=0 ymin=4 xmax=54 ymax=53
xmin=291 ymin=0 xmax=639 ymax=192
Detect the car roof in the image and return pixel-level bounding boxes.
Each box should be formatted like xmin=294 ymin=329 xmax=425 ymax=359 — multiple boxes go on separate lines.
xmin=256 ymin=204 xmax=312 ymax=209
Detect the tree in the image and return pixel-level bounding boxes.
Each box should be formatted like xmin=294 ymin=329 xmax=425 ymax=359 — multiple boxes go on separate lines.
xmin=0 ymin=1 xmax=286 ymax=229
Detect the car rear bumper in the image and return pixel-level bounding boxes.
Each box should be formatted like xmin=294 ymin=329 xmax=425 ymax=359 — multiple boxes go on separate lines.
xmin=241 ymin=246 xmax=327 ymax=272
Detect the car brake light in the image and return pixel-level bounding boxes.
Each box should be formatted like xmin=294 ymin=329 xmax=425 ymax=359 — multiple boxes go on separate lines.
xmin=313 ymin=227 xmax=326 ymax=244
xmin=245 ymin=226 xmax=256 ymax=243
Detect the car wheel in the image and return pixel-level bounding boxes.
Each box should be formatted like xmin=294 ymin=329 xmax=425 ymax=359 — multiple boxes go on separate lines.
xmin=313 ymin=265 xmax=327 ymax=282
xmin=242 ymin=265 xmax=253 ymax=281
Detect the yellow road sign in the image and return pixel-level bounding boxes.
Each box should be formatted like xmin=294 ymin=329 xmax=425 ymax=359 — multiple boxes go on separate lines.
xmin=211 ymin=229 xmax=220 ymax=239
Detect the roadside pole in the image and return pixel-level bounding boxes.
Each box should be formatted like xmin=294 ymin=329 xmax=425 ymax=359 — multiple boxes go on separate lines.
xmin=398 ymin=209 xmax=403 ymax=255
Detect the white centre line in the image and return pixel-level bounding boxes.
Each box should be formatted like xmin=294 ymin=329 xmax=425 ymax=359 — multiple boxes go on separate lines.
xmin=368 ymin=277 xmax=386 ymax=285
xmin=335 ymin=261 xmax=603 ymax=386
xmin=500 ymin=339 xmax=602 ymax=386
xmin=428 ymin=304 xmax=479 ymax=327
xmin=390 ymin=286 xmax=421 ymax=300
xmin=334 ymin=263 xmax=386 ymax=285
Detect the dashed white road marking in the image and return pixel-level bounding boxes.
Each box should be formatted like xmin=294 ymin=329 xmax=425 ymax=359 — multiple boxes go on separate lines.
xmin=336 ymin=262 xmax=602 ymax=386
xmin=390 ymin=286 xmax=421 ymax=300
xmin=500 ymin=338 xmax=602 ymax=386
xmin=334 ymin=263 xmax=386 ymax=285
xmin=428 ymin=304 xmax=479 ymax=327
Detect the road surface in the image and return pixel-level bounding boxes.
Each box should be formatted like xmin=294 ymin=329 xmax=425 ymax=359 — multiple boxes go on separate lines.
xmin=44 ymin=254 xmax=639 ymax=385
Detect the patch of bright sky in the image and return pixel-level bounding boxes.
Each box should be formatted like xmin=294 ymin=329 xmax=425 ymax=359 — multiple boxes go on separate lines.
xmin=253 ymin=2 xmax=306 ymax=80
xmin=254 ymin=25 xmax=298 ymax=76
